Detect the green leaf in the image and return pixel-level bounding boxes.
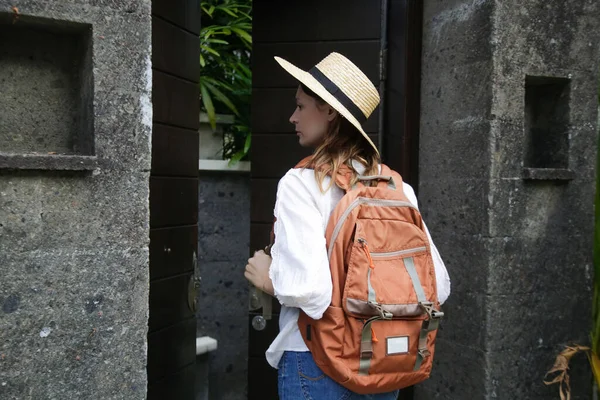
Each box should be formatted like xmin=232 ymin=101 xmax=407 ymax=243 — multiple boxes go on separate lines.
xmin=228 ymin=150 xmax=245 ymax=166
xmin=233 ymin=63 xmax=251 ymax=80
xmin=233 ymin=124 xmax=250 ymax=132
xmin=200 ymin=45 xmax=221 ymax=57
xmin=200 ymin=0 xmax=252 ymax=161
xmin=200 ymin=83 xmax=217 ymax=130
xmin=589 ymin=352 xmax=600 ymax=390
xmin=243 ymin=132 xmax=251 ymax=153
xmin=223 ymin=8 xmax=238 ymax=17
xmin=593 ymin=298 xmax=600 ymax=353
xmin=237 ymin=10 xmax=252 ymax=20
xmin=203 ymin=76 xmax=235 ymax=92
xmin=203 ymin=80 xmax=239 ymax=116
xmin=206 ymin=38 xmax=229 ymax=45
xmin=232 ymin=4 xmax=252 ymax=10
xmin=201 ymin=5 xmax=213 ymax=17
xmin=232 ymin=22 xmax=252 ymax=30
xmin=231 ymin=28 xmax=252 ymax=44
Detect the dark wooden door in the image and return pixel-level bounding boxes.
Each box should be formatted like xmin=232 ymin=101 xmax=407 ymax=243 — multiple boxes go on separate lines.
xmin=147 ymin=1 xmax=201 ymax=398
xmin=250 ymin=1 xmax=383 ymax=398
xmin=249 ymin=1 xmax=422 ymax=398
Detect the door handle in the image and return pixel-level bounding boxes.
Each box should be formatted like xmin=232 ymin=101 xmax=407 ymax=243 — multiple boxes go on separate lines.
xmin=188 ymin=274 xmax=201 ymax=313
xmin=188 ymin=252 xmax=200 ymax=313
xmin=249 ymin=285 xmax=262 ymax=311
xmin=249 ymin=286 xmax=273 ymax=331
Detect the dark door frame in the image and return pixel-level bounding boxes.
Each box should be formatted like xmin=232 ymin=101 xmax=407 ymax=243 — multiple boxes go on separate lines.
xmin=382 ymin=0 xmax=423 ymax=192
xmin=147 ymin=0 xmax=201 ymax=398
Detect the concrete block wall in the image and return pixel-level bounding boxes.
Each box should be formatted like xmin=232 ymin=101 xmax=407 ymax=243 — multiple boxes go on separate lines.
xmin=418 ymin=0 xmax=600 ymax=398
xmin=0 ymin=1 xmax=152 ymax=399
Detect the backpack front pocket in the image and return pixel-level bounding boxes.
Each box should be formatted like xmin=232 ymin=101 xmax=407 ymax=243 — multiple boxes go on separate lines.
xmin=342 ymin=219 xmax=436 ymax=319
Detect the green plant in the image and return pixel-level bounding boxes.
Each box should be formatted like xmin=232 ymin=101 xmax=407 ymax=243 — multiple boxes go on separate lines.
xmin=199 ymin=0 xmax=252 ymax=164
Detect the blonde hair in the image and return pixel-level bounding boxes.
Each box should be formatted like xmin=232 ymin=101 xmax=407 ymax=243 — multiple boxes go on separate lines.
xmin=300 ymin=84 xmax=380 ymax=192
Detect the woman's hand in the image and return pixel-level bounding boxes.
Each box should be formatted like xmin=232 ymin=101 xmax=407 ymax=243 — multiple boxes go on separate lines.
xmin=244 ymin=250 xmax=275 ymax=296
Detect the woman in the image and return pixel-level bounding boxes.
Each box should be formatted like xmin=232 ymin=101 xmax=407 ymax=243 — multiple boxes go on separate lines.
xmin=245 ymin=52 xmax=451 ymax=400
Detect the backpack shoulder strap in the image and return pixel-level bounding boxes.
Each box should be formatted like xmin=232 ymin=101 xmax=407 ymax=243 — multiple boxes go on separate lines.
xmin=379 ymin=163 xmax=404 ymax=189
xmin=294 ymin=156 xmax=353 ymax=192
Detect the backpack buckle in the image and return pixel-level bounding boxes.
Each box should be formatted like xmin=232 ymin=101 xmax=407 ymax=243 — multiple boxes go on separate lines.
xmin=361 ymin=349 xmax=373 ymax=358
xmin=369 ymin=302 xmax=393 ymax=320
xmin=420 ymin=302 xmax=444 ymax=320
xmin=418 ymin=348 xmax=431 ymax=358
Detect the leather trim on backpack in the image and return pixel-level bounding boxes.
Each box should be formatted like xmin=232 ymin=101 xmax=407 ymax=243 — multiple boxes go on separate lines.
xmin=345 ymin=298 xmax=424 ymax=318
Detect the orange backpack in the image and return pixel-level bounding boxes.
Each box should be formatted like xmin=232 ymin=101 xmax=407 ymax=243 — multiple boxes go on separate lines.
xmin=290 ymin=157 xmax=444 ymax=394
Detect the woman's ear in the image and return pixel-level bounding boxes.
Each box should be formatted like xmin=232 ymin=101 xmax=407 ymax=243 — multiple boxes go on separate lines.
xmin=326 ymin=106 xmax=338 ymax=122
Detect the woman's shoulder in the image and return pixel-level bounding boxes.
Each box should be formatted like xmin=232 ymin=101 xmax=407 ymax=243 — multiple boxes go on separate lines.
xmin=279 ymin=167 xmax=314 ymax=186
xmin=278 ymin=167 xmax=314 ymax=193
xmin=278 ymin=167 xmax=335 ymax=199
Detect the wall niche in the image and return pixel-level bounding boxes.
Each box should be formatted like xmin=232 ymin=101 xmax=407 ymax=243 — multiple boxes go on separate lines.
xmin=523 ymin=75 xmax=573 ymax=181
xmin=0 ymin=13 xmax=96 ymax=170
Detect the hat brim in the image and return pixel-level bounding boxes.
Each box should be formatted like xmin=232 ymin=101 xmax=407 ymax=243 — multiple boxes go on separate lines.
xmin=274 ymin=56 xmax=379 ymax=155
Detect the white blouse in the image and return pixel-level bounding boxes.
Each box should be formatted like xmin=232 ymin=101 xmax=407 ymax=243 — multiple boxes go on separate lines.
xmin=266 ymin=162 xmax=451 ymax=369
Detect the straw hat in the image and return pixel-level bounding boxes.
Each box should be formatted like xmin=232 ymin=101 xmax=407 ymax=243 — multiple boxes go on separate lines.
xmin=274 ymin=52 xmax=380 ymax=154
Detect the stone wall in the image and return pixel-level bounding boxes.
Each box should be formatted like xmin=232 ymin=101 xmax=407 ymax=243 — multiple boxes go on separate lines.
xmin=0 ymin=1 xmax=152 ymax=399
xmin=196 ymin=171 xmax=250 ymax=400
xmin=418 ymin=0 xmax=599 ymax=398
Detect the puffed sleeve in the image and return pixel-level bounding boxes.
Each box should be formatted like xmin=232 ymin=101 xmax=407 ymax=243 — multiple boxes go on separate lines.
xmin=268 ymin=171 xmax=332 ymax=319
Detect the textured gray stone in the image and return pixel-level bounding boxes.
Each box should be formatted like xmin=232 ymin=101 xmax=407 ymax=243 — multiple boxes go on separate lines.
xmin=418 ymin=177 xmax=489 ymax=237
xmin=486 ymin=346 xmax=590 ymax=400
xmin=196 ymin=172 xmax=250 ymax=400
xmin=521 ymin=168 xmax=575 ymax=181
xmin=414 ymin=339 xmax=487 ymax=400
xmin=485 ymin=292 xmax=590 ymax=353
xmin=436 ymin=291 xmax=487 ymax=350
xmin=485 ymin=235 xmax=592 ymax=296
xmin=0 ymin=2 xmax=153 ymax=173
xmin=0 ymin=247 xmax=149 ymax=398
xmin=0 ymin=0 xmax=151 ymax=398
xmin=0 ymin=154 xmax=99 ymax=170
xmin=418 ymin=2 xmax=495 ymax=397
xmin=0 ymin=17 xmax=93 ymax=155
xmin=418 ymin=118 xmax=491 ymax=180
xmin=488 ymin=178 xmax=595 ymax=239
xmin=418 ymin=0 xmax=599 ymax=399
xmin=434 ymin=233 xmax=487 ymax=296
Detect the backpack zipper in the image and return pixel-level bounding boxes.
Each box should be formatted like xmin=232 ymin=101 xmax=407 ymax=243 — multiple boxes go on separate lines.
xmin=358 ymin=238 xmax=376 ymax=269
xmin=370 ymin=246 xmax=427 ymax=259
xmin=328 ymin=198 xmax=418 ymax=259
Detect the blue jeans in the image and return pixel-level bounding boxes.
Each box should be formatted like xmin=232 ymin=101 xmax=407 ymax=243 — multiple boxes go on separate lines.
xmin=277 ymin=351 xmax=399 ymax=400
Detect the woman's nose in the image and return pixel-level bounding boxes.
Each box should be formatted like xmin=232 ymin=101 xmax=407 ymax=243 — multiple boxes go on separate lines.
xmin=289 ymin=112 xmax=298 ymax=125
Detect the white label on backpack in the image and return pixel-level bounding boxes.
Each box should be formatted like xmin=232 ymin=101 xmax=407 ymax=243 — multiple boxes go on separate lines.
xmin=386 ymin=336 xmax=409 ymax=355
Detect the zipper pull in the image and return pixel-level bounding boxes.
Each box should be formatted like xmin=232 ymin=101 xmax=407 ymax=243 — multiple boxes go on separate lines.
xmin=371 ymin=326 xmax=379 ymax=343
xmin=358 ymin=238 xmax=376 ymax=269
